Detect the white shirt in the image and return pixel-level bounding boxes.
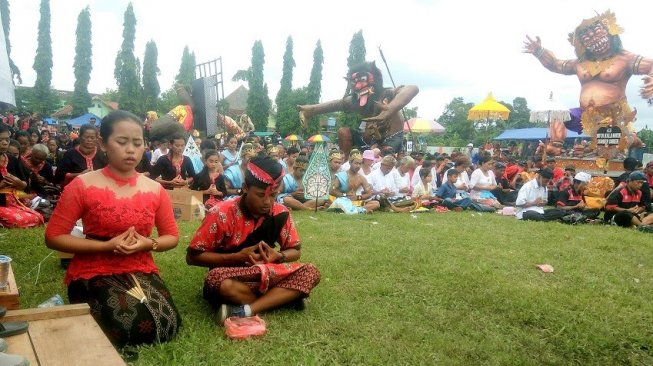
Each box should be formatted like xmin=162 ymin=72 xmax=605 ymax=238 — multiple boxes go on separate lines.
xmin=469 ymin=169 xmax=497 ymax=197
xmin=340 ymin=161 xmax=350 ymax=173
xmin=368 ymin=168 xmax=401 ymax=198
xmin=412 ymin=180 xmax=432 ymax=198
xmin=150 ymin=148 xmax=168 ymax=166
xmin=515 ymin=178 xmax=547 ymax=219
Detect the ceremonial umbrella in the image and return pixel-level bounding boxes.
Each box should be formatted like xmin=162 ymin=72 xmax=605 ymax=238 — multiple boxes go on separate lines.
xmin=403 ymin=117 xmax=445 ymax=134
xmin=529 ymin=92 xmax=571 ymax=124
xmin=307 ymin=134 xmax=330 ymax=143
xmin=467 ymin=92 xmax=511 ymax=142
xmin=284 ymin=134 xmax=301 ymax=141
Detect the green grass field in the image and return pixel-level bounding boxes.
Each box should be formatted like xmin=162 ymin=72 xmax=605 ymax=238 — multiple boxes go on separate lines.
xmin=2 ymin=211 xmax=653 ymax=365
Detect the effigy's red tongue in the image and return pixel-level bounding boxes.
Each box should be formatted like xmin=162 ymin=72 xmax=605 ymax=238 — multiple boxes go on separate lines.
xmin=359 ymin=94 xmax=368 ymax=107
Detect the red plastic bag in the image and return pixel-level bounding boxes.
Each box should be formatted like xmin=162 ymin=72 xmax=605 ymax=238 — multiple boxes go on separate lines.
xmin=224 ymin=315 xmax=267 ymax=340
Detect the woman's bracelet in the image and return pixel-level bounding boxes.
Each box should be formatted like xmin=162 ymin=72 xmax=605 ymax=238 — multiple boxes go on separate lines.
xmin=149 ymin=237 xmax=159 ymax=252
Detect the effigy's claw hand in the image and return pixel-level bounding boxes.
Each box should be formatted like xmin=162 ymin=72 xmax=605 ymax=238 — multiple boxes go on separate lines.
xmin=523 ymin=35 xmax=542 ymax=54
xmin=297 ymin=105 xmax=310 ymax=129
xmin=640 ymin=76 xmax=653 ymax=99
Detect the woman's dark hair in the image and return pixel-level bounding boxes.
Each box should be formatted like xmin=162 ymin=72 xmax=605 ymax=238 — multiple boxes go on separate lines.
xmin=8 ymin=139 xmax=20 ymax=150
xmin=419 ymin=167 xmax=432 ymax=180
xmin=200 ymin=139 xmax=217 ymax=151
xmin=27 ymin=128 xmax=41 ymax=142
xmin=244 ymin=156 xmax=283 ymax=189
xmin=613 ymin=211 xmax=634 ymax=228
xmin=0 ymin=123 xmax=10 ymax=134
xmin=287 ymin=146 xmax=299 ymax=155
xmin=420 ymin=160 xmax=433 ymax=170
xmin=80 ymin=124 xmax=99 ymax=140
xmin=99 ymin=110 xmax=142 ymax=143
xmin=192 ymin=150 xmax=221 ymax=190
xmin=478 ymin=154 xmax=493 ymax=166
xmin=41 ymin=130 xmax=50 ymax=136
xmin=15 ymin=130 xmax=29 ymax=139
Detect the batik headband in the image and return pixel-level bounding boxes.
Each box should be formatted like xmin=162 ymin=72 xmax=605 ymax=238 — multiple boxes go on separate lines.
xmin=247 ymin=161 xmax=285 ymax=198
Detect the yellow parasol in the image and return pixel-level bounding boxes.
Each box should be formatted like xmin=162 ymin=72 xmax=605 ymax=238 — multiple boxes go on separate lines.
xmin=468 ymin=93 xmax=511 ymax=121
xmin=403 ymin=118 xmax=445 ymax=134
xmin=468 ymin=92 xmax=511 ymax=142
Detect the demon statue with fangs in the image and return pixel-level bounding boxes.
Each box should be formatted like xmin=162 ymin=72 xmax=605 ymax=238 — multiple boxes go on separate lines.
xmin=524 ymin=10 xmax=653 ymax=158
xmin=297 ymin=62 xmax=418 ymax=155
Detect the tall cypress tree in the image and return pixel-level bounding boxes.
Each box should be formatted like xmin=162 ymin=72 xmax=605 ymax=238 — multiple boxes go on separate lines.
xmin=114 ymin=2 xmax=141 ymax=115
xmin=142 ymin=40 xmax=160 ymax=112
xmin=71 ymin=6 xmax=92 ymax=117
xmin=0 ymin=0 xmax=20 ymax=84
xmin=307 ymin=39 xmax=323 ymax=104
xmin=275 ymin=36 xmax=294 ymax=108
xmin=341 ymin=30 xmax=367 ymax=128
xmin=246 ymin=40 xmax=270 ymax=131
xmin=32 ymin=0 xmax=53 ymax=115
xmin=174 ymin=46 xmax=195 ymax=87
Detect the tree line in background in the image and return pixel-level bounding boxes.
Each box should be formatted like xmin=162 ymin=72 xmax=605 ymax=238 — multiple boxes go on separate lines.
xmin=3 ymin=1 xmax=653 ymax=151
xmin=1 ymin=1 xmax=197 ymax=119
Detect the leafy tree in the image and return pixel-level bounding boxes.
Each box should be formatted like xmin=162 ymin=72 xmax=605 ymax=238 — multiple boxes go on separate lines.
xmin=638 ymin=127 xmax=653 ymax=153
xmin=157 ymin=87 xmax=178 ymax=115
xmin=32 ymin=0 xmax=54 ymax=115
xmin=142 ymin=40 xmax=160 ymax=112
xmin=341 ymin=30 xmax=367 ymax=129
xmin=306 ymin=40 xmax=323 ymax=104
xmin=346 ymin=30 xmax=366 ymax=74
xmin=0 ymin=0 xmax=20 ymax=84
xmin=175 ymin=46 xmax=196 ymax=87
xmin=246 ymin=40 xmax=271 ymax=131
xmin=275 ymin=36 xmax=294 ymax=108
xmin=231 ymin=69 xmax=250 ymax=82
xmin=71 ymin=6 xmax=92 ymax=117
xmin=504 ymin=97 xmax=535 ymax=129
xmin=114 ymin=3 xmax=142 ymax=115
xmin=404 ymin=106 xmax=418 ymax=120
xmin=276 ymin=87 xmax=309 ymax=136
xmin=437 ymin=97 xmax=475 ymax=145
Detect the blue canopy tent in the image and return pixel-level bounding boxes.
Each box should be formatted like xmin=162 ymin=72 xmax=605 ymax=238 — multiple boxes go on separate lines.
xmin=43 ymin=117 xmax=58 ymax=125
xmin=493 ymin=128 xmax=589 ymax=141
xmin=67 ymin=113 xmax=101 ymax=127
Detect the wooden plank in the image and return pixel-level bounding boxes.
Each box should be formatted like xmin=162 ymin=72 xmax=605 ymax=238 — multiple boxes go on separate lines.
xmin=0 ymin=263 xmax=20 ymax=310
xmin=3 ymin=304 xmax=90 ymax=322
xmin=4 ymin=332 xmax=39 ymax=366
xmin=28 ymin=315 xmax=126 ymax=366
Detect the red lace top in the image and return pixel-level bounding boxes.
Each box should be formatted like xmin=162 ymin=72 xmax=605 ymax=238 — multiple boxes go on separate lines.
xmin=45 ymin=168 xmax=179 ymax=284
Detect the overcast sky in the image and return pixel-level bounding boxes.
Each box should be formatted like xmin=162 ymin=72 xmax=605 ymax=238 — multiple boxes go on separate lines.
xmin=8 ymin=0 xmax=653 ymax=130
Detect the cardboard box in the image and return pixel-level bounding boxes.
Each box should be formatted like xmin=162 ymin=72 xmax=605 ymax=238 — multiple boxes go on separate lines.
xmin=172 ymin=202 xmax=206 ymax=221
xmin=167 ymin=189 xmax=204 ymax=205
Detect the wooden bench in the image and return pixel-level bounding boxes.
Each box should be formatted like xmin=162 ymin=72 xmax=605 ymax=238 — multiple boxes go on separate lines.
xmin=3 ymin=304 xmax=127 ymax=366
xmin=0 ymin=263 xmax=19 ymax=310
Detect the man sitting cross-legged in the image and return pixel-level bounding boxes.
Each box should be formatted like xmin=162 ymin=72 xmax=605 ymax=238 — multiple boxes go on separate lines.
xmin=556 ymin=172 xmax=600 ymax=219
xmin=435 ymin=168 xmax=472 ymax=211
xmin=186 ymin=156 xmax=321 ymax=323
xmin=277 ymin=156 xmax=327 ymax=210
xmin=330 ymin=151 xmax=381 ymax=213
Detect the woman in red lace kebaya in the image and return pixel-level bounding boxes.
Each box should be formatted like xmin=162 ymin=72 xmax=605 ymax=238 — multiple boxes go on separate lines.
xmin=54 ymin=124 xmax=107 ymax=187
xmin=45 ymin=111 xmax=181 ymax=348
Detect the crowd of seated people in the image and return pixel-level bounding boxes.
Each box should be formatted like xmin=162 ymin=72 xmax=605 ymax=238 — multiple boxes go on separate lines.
xmin=2 ymin=110 xmax=652 ymax=231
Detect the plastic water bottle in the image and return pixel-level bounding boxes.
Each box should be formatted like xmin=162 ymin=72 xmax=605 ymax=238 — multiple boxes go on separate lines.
xmin=37 ymin=294 xmax=64 ymax=308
